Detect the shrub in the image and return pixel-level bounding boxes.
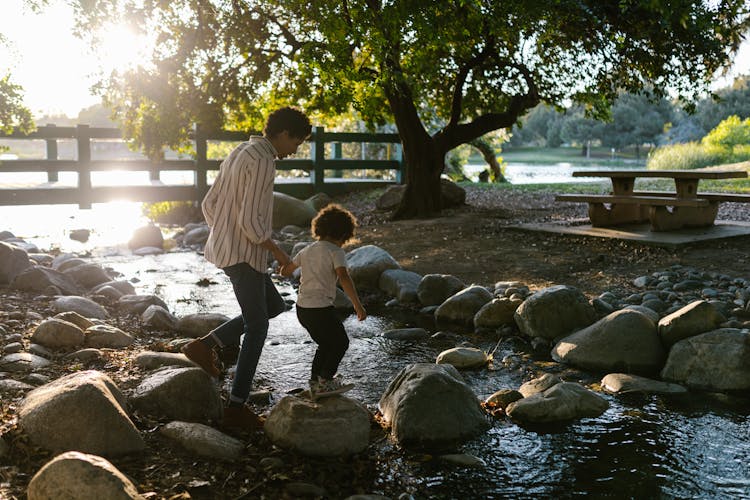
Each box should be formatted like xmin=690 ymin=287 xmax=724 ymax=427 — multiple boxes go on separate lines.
xmin=647 ymin=142 xmax=726 ymax=170
xmin=142 ymin=201 xmax=203 ymax=226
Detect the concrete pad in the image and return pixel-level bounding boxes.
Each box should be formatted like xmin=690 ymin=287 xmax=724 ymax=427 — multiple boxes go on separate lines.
xmin=517 ymin=219 xmax=750 ymax=248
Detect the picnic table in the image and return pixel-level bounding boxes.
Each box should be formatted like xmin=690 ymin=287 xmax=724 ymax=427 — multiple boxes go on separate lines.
xmin=555 ymin=169 xmax=750 ymax=231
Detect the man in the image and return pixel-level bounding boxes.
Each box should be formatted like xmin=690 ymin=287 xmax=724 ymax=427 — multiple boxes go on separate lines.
xmin=182 ymin=106 xmax=311 ymax=429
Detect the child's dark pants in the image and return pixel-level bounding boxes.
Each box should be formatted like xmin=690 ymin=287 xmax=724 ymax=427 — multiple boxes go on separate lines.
xmin=296 ymin=305 xmax=349 ymax=380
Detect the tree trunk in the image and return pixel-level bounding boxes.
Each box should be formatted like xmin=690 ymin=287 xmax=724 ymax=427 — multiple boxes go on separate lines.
xmin=392 ymin=137 xmax=444 ymax=219
xmin=470 ymin=138 xmax=506 ymax=182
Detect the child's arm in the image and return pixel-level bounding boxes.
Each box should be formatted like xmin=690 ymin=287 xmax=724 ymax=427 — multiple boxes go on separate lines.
xmin=336 ymin=266 xmax=367 ymax=321
xmin=280 ymin=261 xmax=298 ymax=277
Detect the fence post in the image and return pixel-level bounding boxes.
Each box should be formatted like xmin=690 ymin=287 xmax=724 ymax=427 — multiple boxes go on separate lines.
xmin=45 ymin=124 xmax=58 ymax=183
xmin=332 ymin=141 xmax=342 ymax=178
xmin=395 ymin=142 xmax=404 ymax=184
xmin=76 ymin=124 xmax=92 ymax=209
xmin=194 ymin=124 xmax=208 ymax=202
xmin=309 ymin=126 xmax=325 ymax=192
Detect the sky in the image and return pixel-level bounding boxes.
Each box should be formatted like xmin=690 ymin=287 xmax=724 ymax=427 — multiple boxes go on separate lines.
xmin=2 ymin=0 xmax=750 ymax=119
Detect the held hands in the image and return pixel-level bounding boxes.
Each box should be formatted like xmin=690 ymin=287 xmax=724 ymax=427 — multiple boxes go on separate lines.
xmin=354 ymin=304 xmax=367 ymax=321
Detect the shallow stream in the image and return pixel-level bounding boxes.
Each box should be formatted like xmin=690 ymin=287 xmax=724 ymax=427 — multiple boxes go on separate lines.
xmin=97 ymin=249 xmax=750 ymax=499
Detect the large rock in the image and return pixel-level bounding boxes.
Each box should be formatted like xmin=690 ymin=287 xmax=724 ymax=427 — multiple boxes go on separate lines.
xmin=176 ymin=313 xmax=232 ymax=337
xmin=474 ymin=297 xmax=523 ymax=329
xmin=506 ymin=382 xmax=609 ymax=423
xmin=85 ymin=325 xmax=135 ymax=348
xmin=128 ymin=224 xmax=163 ymax=251
xmin=0 ymin=241 xmax=30 ymax=284
xmin=27 ymin=451 xmax=143 ymax=500
xmin=51 ymin=296 xmax=109 ymax=320
xmin=600 ymin=373 xmax=687 ymax=395
xmin=272 ymin=192 xmax=318 ymax=229
xmin=514 ymin=285 xmax=597 ymax=341
xmin=160 ymin=421 xmax=244 ymax=461
xmin=417 ymin=274 xmax=465 ymax=306
xmin=62 ymin=263 xmax=113 ymax=289
xmin=346 ymin=245 xmax=401 ymax=290
xmin=375 ymin=179 xmax=466 ymax=210
xmin=657 ymin=300 xmax=726 ymax=348
xmin=379 ymin=363 xmax=489 ymax=446
xmin=11 ymin=266 xmax=81 ymax=295
xmin=435 ymin=347 xmax=489 ymax=369
xmin=435 ymin=285 xmax=493 ymax=326
xmin=660 ymin=328 xmax=750 ymax=392
xmin=117 ymin=294 xmax=169 ymax=315
xmin=130 ymin=367 xmax=223 ymax=422
xmin=552 ymin=309 xmax=666 ymax=376
xmin=18 ymin=371 xmax=144 ymax=456
xmin=378 ymin=269 xmax=422 ymax=303
xmin=31 ymin=318 xmax=85 ymax=348
xmin=265 ymin=395 xmax=370 ymax=456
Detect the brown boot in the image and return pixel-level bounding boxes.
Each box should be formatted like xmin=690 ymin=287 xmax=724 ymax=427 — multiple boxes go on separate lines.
xmin=181 ymin=339 xmax=220 ymax=378
xmin=222 ymin=405 xmax=265 ymax=430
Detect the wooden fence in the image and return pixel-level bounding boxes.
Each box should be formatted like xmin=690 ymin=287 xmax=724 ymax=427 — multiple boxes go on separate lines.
xmin=0 ymin=125 xmax=403 ymax=208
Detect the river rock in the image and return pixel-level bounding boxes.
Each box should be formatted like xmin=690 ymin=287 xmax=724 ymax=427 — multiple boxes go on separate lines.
xmin=265 ymin=395 xmax=370 ymax=456
xmin=18 ymin=370 xmax=144 ymax=456
xmin=53 ymin=311 xmax=95 ymax=330
xmin=657 ymin=300 xmax=726 ymax=348
xmin=12 ymin=266 xmax=81 ymax=295
xmin=346 ymin=245 xmax=401 ymax=290
xmin=272 ymin=192 xmax=318 ymax=229
xmin=506 ymin=382 xmax=609 ymax=423
xmin=484 ymin=389 xmax=523 ymax=409
xmin=381 ymin=328 xmax=430 ymax=340
xmin=85 ymin=325 xmax=134 ymax=348
xmin=52 ymin=296 xmax=109 ymax=320
xmin=176 ymin=312 xmax=232 ymax=337
xmin=62 ymin=263 xmax=113 ymax=289
xmin=183 ymin=224 xmax=210 ymax=247
xmin=0 ymin=353 xmax=51 ymax=372
xmin=514 ymin=285 xmax=597 ymax=341
xmin=27 ymin=451 xmax=143 ymax=500
xmin=134 ymin=351 xmax=196 ymax=370
xmin=0 ymin=241 xmax=31 ymax=284
xmin=601 ymin=373 xmax=687 ymax=394
xmin=435 ymin=285 xmax=493 ymax=326
xmin=92 ymin=280 xmax=137 ymax=296
xmin=31 ymin=318 xmax=85 ymax=348
xmin=417 ymin=274 xmax=465 ymax=306
xmin=128 ymin=224 xmax=163 ymax=251
xmin=160 ymin=421 xmax=244 ymax=461
xmin=660 ymin=328 xmax=750 ymax=391
xmin=305 ymin=192 xmax=332 ymax=212
xmin=435 ymin=347 xmax=489 ymax=369
xmin=130 ymin=367 xmax=223 ymax=422
xmin=552 ymin=309 xmax=666 ymax=376
xmin=141 ymin=305 xmax=177 ymax=331
xmin=473 ymin=297 xmax=523 ymax=329
xmin=55 ymin=258 xmax=86 ymax=272
xmin=378 ymin=269 xmax=422 ymax=303
xmin=379 ymin=363 xmax=489 ymax=446
xmin=117 ymin=294 xmax=168 ymax=315
xmin=518 ymin=373 xmax=562 ymax=397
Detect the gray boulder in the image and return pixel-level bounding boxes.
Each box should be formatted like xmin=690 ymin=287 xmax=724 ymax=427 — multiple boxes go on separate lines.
xmin=474 ymin=297 xmax=523 ymax=329
xmin=601 ymin=373 xmax=687 ymax=395
xmin=552 ymin=309 xmax=666 ymax=376
xmin=85 ymin=325 xmax=135 ymax=348
xmin=176 ymin=313 xmax=231 ymax=337
xmin=378 ymin=269 xmax=422 ymax=303
xmin=52 ymin=296 xmax=109 ymax=320
xmin=18 ymin=370 xmax=144 ymax=456
xmin=514 ymin=285 xmax=598 ymax=341
xmin=378 ymin=363 xmax=489 ymax=446
xmin=661 ymin=328 xmax=750 ymax=392
xmin=141 ymin=305 xmax=177 ymax=331
xmin=27 ymin=451 xmax=143 ymax=500
xmin=272 ymin=192 xmax=318 ymax=229
xmin=128 ymin=224 xmax=163 ymax=251
xmin=31 ymin=318 xmax=85 ymax=348
xmin=130 ymin=367 xmax=223 ymax=422
xmin=506 ymin=382 xmax=609 ymax=423
xmin=117 ymin=294 xmax=168 ymax=315
xmin=657 ymin=300 xmax=726 ymax=348
xmin=265 ymin=395 xmax=370 ymax=456
xmin=62 ymin=263 xmax=113 ymax=289
xmin=0 ymin=241 xmax=30 ymax=284
xmin=160 ymin=421 xmax=243 ymax=461
xmin=12 ymin=266 xmax=81 ymax=295
xmin=435 ymin=347 xmax=489 ymax=369
xmin=417 ymin=274 xmax=465 ymax=306
xmin=435 ymin=285 xmax=493 ymax=326
xmin=134 ymin=351 xmax=197 ymax=370
xmin=346 ymin=245 xmax=400 ymax=290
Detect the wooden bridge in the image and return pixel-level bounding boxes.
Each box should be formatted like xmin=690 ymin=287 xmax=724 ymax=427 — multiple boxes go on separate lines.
xmin=0 ymin=125 xmax=403 ymax=208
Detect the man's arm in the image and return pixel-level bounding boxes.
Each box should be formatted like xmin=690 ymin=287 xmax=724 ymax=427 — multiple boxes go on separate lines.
xmin=261 ymin=238 xmax=290 ymax=268
xmin=336 ymin=266 xmax=367 ymax=321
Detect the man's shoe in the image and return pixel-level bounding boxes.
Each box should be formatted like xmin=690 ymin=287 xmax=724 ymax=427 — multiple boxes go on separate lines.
xmin=181 ymin=339 xmax=220 ymax=378
xmin=222 ymin=405 xmax=264 ymax=430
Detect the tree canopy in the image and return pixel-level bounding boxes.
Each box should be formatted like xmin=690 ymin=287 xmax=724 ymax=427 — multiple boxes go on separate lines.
xmin=70 ymin=0 xmax=750 ymax=217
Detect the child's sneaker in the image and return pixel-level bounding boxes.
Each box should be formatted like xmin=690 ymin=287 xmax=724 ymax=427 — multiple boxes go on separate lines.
xmin=310 ymin=375 xmax=354 ymax=400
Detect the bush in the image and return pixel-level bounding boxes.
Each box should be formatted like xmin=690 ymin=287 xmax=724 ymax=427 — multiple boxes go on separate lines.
xmin=142 ymin=201 xmax=203 ymax=226
xmin=646 ymin=142 xmax=726 ymax=170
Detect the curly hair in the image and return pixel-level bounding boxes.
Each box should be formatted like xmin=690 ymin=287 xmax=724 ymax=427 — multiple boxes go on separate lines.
xmin=264 ymin=107 xmax=312 ymax=140
xmin=311 ymin=204 xmax=358 ymax=243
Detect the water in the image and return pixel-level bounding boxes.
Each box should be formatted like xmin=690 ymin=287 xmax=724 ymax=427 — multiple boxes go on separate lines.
xmin=464 ymin=162 xmax=643 ymax=184
xmin=89 ymin=249 xmax=750 ymax=498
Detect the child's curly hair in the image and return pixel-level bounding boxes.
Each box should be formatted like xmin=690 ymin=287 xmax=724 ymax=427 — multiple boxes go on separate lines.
xmin=311 ymin=204 xmax=357 ymax=243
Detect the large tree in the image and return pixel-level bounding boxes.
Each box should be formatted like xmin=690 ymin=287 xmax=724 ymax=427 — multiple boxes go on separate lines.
xmin=71 ymin=0 xmax=749 ymax=218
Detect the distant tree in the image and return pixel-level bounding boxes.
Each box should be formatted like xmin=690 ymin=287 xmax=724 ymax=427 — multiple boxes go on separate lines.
xmin=77 ymin=104 xmax=117 ymax=127
xmin=71 ymin=0 xmax=750 ymax=218
xmin=509 ymin=104 xmax=564 ymax=147
xmin=599 ymin=91 xmax=674 ymax=158
xmin=693 ymin=76 xmax=750 ymax=133
xmin=560 ymin=107 xmax=603 ymax=158
xmin=0 ymin=74 xmax=34 ymax=135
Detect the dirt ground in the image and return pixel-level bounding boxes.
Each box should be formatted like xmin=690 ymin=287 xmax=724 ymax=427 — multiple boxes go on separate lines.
xmin=340 ymin=186 xmax=750 ymax=297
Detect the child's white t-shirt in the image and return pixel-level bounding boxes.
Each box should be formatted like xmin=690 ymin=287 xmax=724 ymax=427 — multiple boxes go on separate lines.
xmin=293 ymin=240 xmax=348 ymax=308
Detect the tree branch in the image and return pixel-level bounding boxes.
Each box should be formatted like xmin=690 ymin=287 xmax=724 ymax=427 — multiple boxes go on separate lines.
xmin=447 ymin=39 xmax=495 ymax=129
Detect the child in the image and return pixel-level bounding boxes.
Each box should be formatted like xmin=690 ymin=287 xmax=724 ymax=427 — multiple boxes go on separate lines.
xmin=280 ymin=204 xmax=366 ymax=400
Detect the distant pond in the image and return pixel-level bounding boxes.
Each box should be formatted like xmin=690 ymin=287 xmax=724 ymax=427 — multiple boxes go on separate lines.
xmin=464 ymin=162 xmax=646 ymax=184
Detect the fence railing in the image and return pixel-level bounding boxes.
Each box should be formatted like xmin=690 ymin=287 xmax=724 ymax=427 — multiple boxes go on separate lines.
xmin=0 ymin=125 xmax=403 ymax=208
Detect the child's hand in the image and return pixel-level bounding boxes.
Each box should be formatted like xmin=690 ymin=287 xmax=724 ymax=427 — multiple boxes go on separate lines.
xmin=355 ymin=305 xmax=367 ymax=321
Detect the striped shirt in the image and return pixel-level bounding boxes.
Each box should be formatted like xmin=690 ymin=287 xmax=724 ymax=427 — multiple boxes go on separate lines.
xmin=202 ymin=136 xmax=278 ymax=272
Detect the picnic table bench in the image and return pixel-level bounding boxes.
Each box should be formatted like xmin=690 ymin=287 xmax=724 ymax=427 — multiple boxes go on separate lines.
xmin=555 ymin=169 xmax=750 ymax=231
